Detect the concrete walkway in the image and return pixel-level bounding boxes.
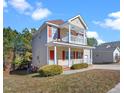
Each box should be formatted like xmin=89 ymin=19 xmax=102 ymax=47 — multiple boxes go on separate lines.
xmin=63 ymin=64 xmax=120 ymax=74
xmin=107 ymin=83 xmax=120 ymax=93
xmin=63 ymin=66 xmax=93 ymax=74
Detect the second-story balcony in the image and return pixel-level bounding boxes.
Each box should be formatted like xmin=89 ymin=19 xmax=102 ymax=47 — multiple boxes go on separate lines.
xmin=62 ymin=35 xmax=84 ymax=44
xmin=59 ymin=22 xmax=86 ymax=45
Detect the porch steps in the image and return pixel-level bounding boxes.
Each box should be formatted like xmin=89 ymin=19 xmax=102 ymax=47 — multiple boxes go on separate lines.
xmin=63 ymin=66 xmax=70 ymax=71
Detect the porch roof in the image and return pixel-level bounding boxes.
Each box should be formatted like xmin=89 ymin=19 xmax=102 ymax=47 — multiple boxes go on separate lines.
xmin=45 ymin=41 xmax=95 ymax=49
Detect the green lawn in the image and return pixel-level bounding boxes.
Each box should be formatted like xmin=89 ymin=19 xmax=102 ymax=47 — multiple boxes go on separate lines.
xmin=4 ymin=69 xmax=120 ymax=93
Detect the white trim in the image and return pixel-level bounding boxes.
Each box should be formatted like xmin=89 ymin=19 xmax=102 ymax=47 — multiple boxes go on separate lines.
xmin=46 ymin=41 xmax=95 ymax=49
xmin=47 ymin=25 xmax=48 ymax=43
xmin=90 ymin=49 xmax=92 ymax=64
xmin=54 ymin=46 xmax=57 ymax=64
xmin=47 ymin=47 xmax=49 ymax=64
xmin=68 ymin=15 xmax=88 ymax=29
xmin=68 ymin=47 xmax=71 ymax=67
xmin=83 ymin=29 xmax=86 ymax=45
xmin=69 ymin=23 xmax=71 ymax=42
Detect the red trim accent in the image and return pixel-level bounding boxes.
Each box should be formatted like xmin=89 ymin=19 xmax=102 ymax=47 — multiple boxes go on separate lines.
xmin=62 ymin=51 xmax=65 ymax=60
xmin=50 ymin=50 xmax=54 ymax=60
xmin=48 ymin=26 xmax=52 ymax=37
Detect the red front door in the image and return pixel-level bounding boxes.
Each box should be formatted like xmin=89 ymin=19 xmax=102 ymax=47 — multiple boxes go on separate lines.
xmin=50 ymin=50 xmax=54 ymax=60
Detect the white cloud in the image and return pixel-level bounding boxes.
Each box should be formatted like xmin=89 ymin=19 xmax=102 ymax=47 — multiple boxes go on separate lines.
xmin=87 ymin=31 xmax=105 ymax=44
xmin=108 ymin=11 xmax=120 ymax=18
xmin=93 ymin=11 xmax=120 ymax=31
xmin=4 ymin=0 xmax=7 ymax=8
xmin=9 ymin=0 xmax=33 ymax=13
xmin=8 ymin=0 xmax=51 ymax=20
xmin=31 ymin=8 xmax=51 ymax=20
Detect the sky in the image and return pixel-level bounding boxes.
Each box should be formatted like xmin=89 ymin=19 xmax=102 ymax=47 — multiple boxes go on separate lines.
xmin=3 ymin=0 xmax=120 ymax=44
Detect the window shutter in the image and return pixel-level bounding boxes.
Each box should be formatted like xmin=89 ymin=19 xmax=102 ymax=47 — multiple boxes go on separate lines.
xmin=48 ymin=26 xmax=52 ymax=37
xmin=50 ymin=50 xmax=54 ymax=60
xmin=62 ymin=51 xmax=65 ymax=60
xmin=76 ymin=51 xmax=78 ymax=59
xmin=58 ymin=28 xmax=60 ymax=39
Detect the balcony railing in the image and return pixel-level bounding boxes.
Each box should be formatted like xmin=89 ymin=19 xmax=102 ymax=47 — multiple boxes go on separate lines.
xmin=70 ymin=35 xmax=84 ymax=44
xmin=61 ymin=35 xmax=84 ymax=44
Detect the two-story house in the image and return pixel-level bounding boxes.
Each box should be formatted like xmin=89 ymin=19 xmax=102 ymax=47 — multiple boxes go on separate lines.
xmin=32 ymin=15 xmax=94 ymax=68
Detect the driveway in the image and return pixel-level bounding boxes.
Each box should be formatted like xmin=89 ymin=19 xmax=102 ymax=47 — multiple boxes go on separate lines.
xmin=92 ymin=63 xmax=120 ymax=70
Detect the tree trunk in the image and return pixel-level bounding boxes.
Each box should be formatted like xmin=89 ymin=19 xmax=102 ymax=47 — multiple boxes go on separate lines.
xmin=4 ymin=49 xmax=14 ymax=74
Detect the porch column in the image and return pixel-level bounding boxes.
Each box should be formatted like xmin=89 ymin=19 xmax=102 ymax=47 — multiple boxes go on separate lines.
xmin=90 ymin=49 xmax=92 ymax=64
xmin=68 ymin=47 xmax=71 ymax=67
xmin=69 ymin=23 xmax=71 ymax=43
xmin=83 ymin=30 xmax=86 ymax=45
xmin=54 ymin=46 xmax=57 ymax=64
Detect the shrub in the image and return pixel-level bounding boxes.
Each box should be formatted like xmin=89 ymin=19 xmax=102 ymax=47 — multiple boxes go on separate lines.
xmin=13 ymin=56 xmax=23 ymax=66
xmin=71 ymin=63 xmax=88 ymax=70
xmin=38 ymin=65 xmax=63 ymax=77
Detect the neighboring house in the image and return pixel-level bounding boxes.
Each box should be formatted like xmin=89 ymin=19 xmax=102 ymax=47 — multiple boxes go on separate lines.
xmin=32 ymin=15 xmax=94 ymax=68
xmin=93 ymin=41 xmax=120 ymax=64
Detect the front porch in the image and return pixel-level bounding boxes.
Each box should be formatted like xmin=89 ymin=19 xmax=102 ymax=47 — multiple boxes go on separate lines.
xmin=47 ymin=44 xmax=93 ymax=67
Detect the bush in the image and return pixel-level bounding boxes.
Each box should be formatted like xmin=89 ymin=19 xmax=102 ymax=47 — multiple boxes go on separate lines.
xmin=71 ymin=63 xmax=88 ymax=70
xmin=38 ymin=65 xmax=63 ymax=77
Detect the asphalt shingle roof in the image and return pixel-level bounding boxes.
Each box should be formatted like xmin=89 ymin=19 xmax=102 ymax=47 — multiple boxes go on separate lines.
xmin=94 ymin=41 xmax=120 ymax=52
xmin=47 ymin=20 xmax=65 ymax=25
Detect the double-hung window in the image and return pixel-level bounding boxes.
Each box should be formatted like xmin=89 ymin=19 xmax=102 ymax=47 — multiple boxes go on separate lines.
xmin=52 ymin=27 xmax=58 ymax=39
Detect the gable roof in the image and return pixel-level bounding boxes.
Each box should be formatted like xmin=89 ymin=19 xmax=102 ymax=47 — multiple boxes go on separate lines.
xmin=33 ymin=15 xmax=88 ymax=39
xmin=94 ymin=41 xmax=120 ymax=52
xmin=68 ymin=15 xmax=88 ymax=29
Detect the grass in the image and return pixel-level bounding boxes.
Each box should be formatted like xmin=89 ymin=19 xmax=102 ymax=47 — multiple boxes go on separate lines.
xmin=4 ymin=69 xmax=120 ymax=93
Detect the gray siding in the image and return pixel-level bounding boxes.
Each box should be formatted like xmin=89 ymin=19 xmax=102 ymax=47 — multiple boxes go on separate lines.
xmin=32 ymin=28 xmax=47 ymax=67
xmin=93 ymin=51 xmax=113 ymax=63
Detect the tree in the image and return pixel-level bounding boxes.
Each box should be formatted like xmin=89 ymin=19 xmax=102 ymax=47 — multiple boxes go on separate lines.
xmin=87 ymin=38 xmax=98 ymax=46
xmin=3 ymin=27 xmax=37 ymax=73
xmin=3 ymin=27 xmax=20 ymax=73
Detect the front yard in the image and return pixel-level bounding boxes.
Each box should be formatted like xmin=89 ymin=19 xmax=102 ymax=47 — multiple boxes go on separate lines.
xmin=4 ymin=69 xmax=120 ymax=93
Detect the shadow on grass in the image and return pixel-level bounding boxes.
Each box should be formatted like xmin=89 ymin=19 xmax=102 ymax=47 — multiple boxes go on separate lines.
xmin=10 ymin=70 xmax=34 ymax=75
xmin=32 ymin=74 xmax=42 ymax=77
xmin=93 ymin=62 xmax=119 ymax=65
xmin=32 ymin=73 xmax=62 ymax=78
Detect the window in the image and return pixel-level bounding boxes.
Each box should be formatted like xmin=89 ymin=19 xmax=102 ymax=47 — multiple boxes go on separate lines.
xmin=37 ymin=56 xmax=39 ymax=59
xmin=78 ymin=52 xmax=82 ymax=59
xmin=73 ymin=51 xmax=76 ymax=59
xmin=50 ymin=50 xmax=54 ymax=60
xmin=71 ymin=51 xmax=73 ymax=59
xmin=52 ymin=27 xmax=58 ymax=39
xmin=65 ymin=51 xmax=69 ymax=59
xmin=96 ymin=54 xmax=99 ymax=57
xmin=62 ymin=51 xmax=69 ymax=60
